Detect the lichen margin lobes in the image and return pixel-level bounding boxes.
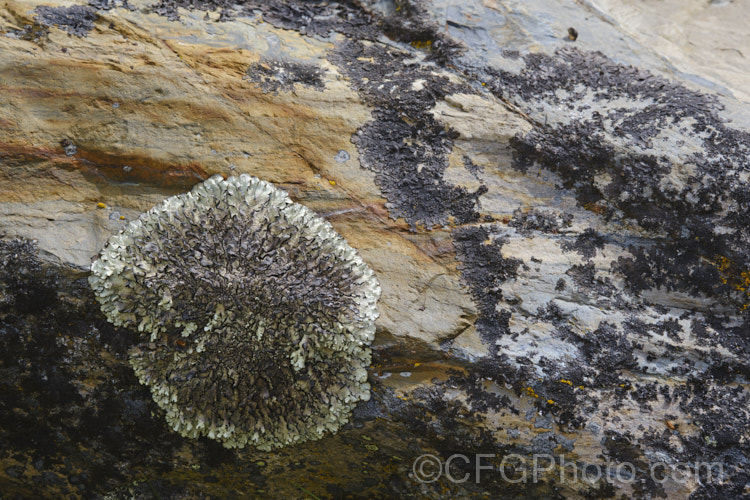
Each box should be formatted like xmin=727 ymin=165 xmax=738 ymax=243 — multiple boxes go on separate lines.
xmin=89 ymin=173 xmax=381 ymax=449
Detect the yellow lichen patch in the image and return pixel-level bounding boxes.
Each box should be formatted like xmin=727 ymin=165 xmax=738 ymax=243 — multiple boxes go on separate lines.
xmin=410 ymin=40 xmax=433 ymax=50
xmin=714 ymin=255 xmax=732 ymax=277
xmin=710 ymin=255 xmax=750 ymax=310
xmin=523 ymin=387 xmax=539 ymax=398
xmin=97 ymin=202 xmax=106 ymax=208
xmin=559 ymin=379 xmax=573 ymax=386
xmin=583 ymin=201 xmax=608 ymax=215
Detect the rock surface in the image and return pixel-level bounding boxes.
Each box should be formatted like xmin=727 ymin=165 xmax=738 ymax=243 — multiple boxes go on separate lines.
xmin=1 ymin=0 xmax=749 ymax=498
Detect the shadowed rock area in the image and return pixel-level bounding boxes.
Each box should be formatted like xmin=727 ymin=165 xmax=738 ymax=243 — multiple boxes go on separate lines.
xmin=1 ymin=0 xmax=749 ymax=498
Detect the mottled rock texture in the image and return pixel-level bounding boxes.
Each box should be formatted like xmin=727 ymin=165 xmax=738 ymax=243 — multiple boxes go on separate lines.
xmin=1 ymin=0 xmax=749 ymax=498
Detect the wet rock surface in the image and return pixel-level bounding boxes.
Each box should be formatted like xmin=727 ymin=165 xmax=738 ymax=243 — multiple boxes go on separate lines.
xmin=1 ymin=0 xmax=749 ymax=498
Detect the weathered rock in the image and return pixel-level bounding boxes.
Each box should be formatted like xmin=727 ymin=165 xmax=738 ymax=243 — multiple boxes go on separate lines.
xmin=1 ymin=0 xmax=749 ymax=498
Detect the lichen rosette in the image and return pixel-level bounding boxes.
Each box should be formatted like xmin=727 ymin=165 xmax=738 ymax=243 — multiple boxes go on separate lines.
xmin=89 ymin=174 xmax=380 ymax=450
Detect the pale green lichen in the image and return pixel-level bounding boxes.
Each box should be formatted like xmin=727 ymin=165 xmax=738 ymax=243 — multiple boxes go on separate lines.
xmin=89 ymin=174 xmax=380 ymax=450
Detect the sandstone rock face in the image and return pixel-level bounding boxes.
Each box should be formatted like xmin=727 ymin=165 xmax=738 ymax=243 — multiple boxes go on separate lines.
xmin=1 ymin=0 xmax=749 ymax=498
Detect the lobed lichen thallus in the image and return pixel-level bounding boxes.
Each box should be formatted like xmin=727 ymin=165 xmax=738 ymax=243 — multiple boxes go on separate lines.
xmin=90 ymin=174 xmax=381 ymax=450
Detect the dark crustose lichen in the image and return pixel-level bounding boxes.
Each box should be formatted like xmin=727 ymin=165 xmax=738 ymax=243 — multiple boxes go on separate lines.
xmin=35 ymin=5 xmax=98 ymax=37
xmin=89 ymin=174 xmax=380 ymax=450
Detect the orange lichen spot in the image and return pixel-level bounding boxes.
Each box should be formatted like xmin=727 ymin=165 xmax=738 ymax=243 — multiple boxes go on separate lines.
xmin=710 ymin=255 xmax=750 ymax=310
xmin=547 ymin=399 xmax=555 ymax=405
xmin=715 ymin=256 xmax=732 ymax=272
xmin=414 ymin=362 xmax=421 ymax=367
xmin=524 ymin=387 xmax=539 ymax=398
xmin=583 ymin=201 xmax=607 ymax=215
xmin=410 ymin=40 xmax=432 ymax=49
xmin=559 ymin=379 xmax=573 ymax=386
xmin=120 ymin=216 xmax=125 ymax=220
xmin=97 ymin=202 xmax=106 ymax=209
xmin=738 ymin=270 xmax=750 ymax=292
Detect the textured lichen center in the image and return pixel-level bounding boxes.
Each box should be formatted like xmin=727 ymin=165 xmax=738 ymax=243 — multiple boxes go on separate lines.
xmin=90 ymin=174 xmax=380 ymax=450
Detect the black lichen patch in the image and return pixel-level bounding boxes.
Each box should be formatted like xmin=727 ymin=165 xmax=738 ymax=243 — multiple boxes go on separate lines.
xmin=600 ymin=431 xmax=665 ymax=498
xmin=352 ymin=108 xmax=486 ymax=230
xmin=149 ymin=0 xmax=376 ymax=36
xmin=571 ymin=322 xmax=637 ymax=387
xmin=189 ymin=0 xmax=477 ymax=230
xmin=509 ymin=207 xmax=573 ymax=235
xmin=147 ymin=0 xmax=462 ymax=62
xmin=35 ymin=5 xmax=98 ymax=37
xmin=0 ymin=238 xmax=186 ymax=497
xmin=141 ymin=0 xmax=476 ymax=229
xmin=330 ymin=39 xmax=484 ymax=229
xmin=698 ymin=313 xmax=750 ymax=364
xmin=493 ymin=47 xmax=718 ymax=112
xmin=489 ymin=47 xmax=750 ymax=309
xmin=446 ymin=357 xmax=532 ymax=413
xmin=88 ymin=0 xmax=136 ymax=11
xmin=329 ymin=38 xmax=461 ymax=117
xmin=677 ymin=382 xmax=750 ymax=499
xmin=462 ymin=155 xmax=483 ymax=177
xmin=565 ymin=262 xmax=616 ymax=299
xmin=0 ymin=238 xmax=58 ymax=315
xmin=453 ymin=225 xmax=521 ymax=344
xmin=242 ymin=0 xmax=375 ymax=39
xmin=5 ymin=22 xmax=49 ymax=42
xmin=245 ymin=59 xmax=324 ymax=94
xmin=612 ymin=242 xmax=731 ymax=300
xmin=368 ymin=381 xmax=569 ymax=499
xmin=561 ymin=228 xmax=604 ymax=260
